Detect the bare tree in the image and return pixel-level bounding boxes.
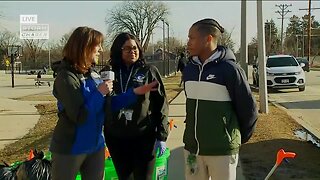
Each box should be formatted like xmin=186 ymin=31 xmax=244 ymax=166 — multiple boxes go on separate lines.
xmin=106 ymin=1 xmax=169 ymax=51
xmin=0 ymin=30 xmax=20 ymax=55
xmin=148 ymin=37 xmax=184 ymax=55
xmin=59 ymin=31 xmax=72 ymax=47
xmin=219 ymin=28 xmax=236 ymax=52
xmin=248 ymin=37 xmax=258 ymax=65
xmin=47 ymin=30 xmax=73 ymax=62
xmin=23 ymin=39 xmax=46 ymax=67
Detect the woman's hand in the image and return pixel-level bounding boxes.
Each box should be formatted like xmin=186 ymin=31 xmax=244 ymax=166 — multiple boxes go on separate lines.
xmin=133 ymin=81 xmax=158 ymax=95
xmin=97 ymin=80 xmax=113 ymax=96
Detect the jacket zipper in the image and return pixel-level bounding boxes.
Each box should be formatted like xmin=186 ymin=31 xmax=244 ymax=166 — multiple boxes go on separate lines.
xmin=191 ymin=56 xmax=219 ymax=155
xmin=194 ymin=64 xmax=204 ymax=155
xmin=223 ymin=116 xmax=232 ymax=142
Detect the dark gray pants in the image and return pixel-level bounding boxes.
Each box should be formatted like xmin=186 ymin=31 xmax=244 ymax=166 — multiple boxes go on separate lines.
xmin=51 ymin=148 xmax=105 ymax=180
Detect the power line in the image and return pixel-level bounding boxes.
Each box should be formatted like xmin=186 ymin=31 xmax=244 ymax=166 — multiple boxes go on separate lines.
xmin=275 ymin=4 xmax=292 ymax=53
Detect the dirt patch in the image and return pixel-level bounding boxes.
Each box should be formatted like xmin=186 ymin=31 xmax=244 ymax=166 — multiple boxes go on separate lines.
xmin=240 ymin=93 xmax=320 ymax=180
xmin=13 ymin=92 xmax=56 ymax=102
xmin=0 ymin=74 xmax=183 ymax=164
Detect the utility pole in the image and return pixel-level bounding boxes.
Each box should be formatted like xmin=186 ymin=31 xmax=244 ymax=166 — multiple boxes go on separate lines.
xmin=166 ymin=22 xmax=170 ymax=76
xmin=265 ymin=20 xmax=272 ymax=56
xmin=308 ymin=0 xmax=312 ymax=63
xmin=161 ymin=19 xmax=166 ymax=76
xmin=275 ymin=4 xmax=292 ymax=53
xmin=48 ymin=45 xmax=51 ymax=70
xmin=257 ymin=0 xmax=268 ymax=114
xmin=240 ymin=0 xmax=248 ymax=78
xmin=299 ymin=1 xmax=320 ymax=63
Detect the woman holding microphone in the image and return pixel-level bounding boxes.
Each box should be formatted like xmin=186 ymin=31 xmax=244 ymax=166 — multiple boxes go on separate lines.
xmin=51 ymin=27 xmax=157 ymax=180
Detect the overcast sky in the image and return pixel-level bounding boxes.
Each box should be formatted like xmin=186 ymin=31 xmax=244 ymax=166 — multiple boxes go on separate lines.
xmin=1 ymin=1 xmax=319 ymax=50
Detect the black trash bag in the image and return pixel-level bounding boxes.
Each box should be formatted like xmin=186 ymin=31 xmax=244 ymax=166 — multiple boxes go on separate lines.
xmin=0 ymin=161 xmax=18 ymax=180
xmin=16 ymin=150 xmax=51 ymax=180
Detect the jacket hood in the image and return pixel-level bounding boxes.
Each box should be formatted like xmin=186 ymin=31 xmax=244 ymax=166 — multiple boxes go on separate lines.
xmin=218 ymin=46 xmax=236 ymax=63
xmin=191 ymin=46 xmax=236 ymax=66
xmin=52 ymin=58 xmax=73 ymax=73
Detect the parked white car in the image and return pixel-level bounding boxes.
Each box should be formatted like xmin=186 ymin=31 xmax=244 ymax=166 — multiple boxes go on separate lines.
xmin=253 ymin=55 xmax=306 ymax=91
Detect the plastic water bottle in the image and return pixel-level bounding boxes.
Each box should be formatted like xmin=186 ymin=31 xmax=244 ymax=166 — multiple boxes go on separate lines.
xmin=187 ymin=153 xmax=198 ymax=175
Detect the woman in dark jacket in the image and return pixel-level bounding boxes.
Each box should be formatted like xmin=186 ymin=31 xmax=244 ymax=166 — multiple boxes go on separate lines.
xmin=103 ymin=32 xmax=169 ymax=180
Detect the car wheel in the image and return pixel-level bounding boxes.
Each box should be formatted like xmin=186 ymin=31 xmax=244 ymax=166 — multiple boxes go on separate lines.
xmin=299 ymin=86 xmax=305 ymax=91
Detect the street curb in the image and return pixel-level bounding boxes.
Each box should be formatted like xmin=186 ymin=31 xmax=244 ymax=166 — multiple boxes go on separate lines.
xmin=310 ymin=68 xmax=320 ymax=71
xmin=250 ymin=83 xmax=320 ymax=141
xmin=268 ymin=99 xmax=320 ymax=142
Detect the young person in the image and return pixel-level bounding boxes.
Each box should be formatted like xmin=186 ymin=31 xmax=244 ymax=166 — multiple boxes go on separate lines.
xmin=183 ymin=18 xmax=258 ymax=180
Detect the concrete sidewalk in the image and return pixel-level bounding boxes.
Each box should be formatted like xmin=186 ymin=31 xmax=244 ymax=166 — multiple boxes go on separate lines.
xmin=0 ymin=71 xmax=53 ymax=150
xmin=166 ymin=91 xmax=246 ymax=180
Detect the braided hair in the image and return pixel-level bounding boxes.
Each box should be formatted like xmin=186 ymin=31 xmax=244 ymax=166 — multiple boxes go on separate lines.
xmin=192 ymin=18 xmax=224 ymax=43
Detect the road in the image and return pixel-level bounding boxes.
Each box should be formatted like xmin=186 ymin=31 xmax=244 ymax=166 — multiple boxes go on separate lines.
xmin=248 ymin=67 xmax=320 ymax=139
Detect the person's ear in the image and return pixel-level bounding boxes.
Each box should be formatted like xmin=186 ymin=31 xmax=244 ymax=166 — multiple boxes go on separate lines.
xmin=207 ymin=35 xmax=214 ymax=43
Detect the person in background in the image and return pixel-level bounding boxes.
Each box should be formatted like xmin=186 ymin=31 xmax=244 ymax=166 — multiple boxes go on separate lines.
xmin=177 ymin=52 xmax=187 ymax=87
xmin=182 ymin=18 xmax=258 ymax=180
xmin=36 ymin=70 xmax=42 ymax=84
xmin=51 ymin=27 xmax=158 ymax=180
xmin=103 ymin=32 xmax=169 ymax=180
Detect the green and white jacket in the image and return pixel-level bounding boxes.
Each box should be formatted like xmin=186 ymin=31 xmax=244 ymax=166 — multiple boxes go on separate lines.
xmin=182 ymin=46 xmax=258 ymax=156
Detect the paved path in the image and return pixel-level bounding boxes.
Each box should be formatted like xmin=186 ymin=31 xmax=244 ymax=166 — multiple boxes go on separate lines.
xmin=0 ymin=71 xmax=53 ymax=150
xmin=267 ymin=71 xmax=320 ymax=139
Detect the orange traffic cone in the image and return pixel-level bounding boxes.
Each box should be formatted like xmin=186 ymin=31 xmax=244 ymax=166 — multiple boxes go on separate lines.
xmin=28 ymin=149 xmax=34 ymax=160
xmin=169 ymin=119 xmax=174 ymax=130
xmin=105 ymin=148 xmax=111 ymax=159
xmin=169 ymin=119 xmax=177 ymax=130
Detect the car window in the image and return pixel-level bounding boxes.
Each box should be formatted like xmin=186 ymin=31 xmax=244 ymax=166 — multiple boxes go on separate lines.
xmin=296 ymin=58 xmax=308 ymax=63
xmin=266 ymin=57 xmax=299 ymax=67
